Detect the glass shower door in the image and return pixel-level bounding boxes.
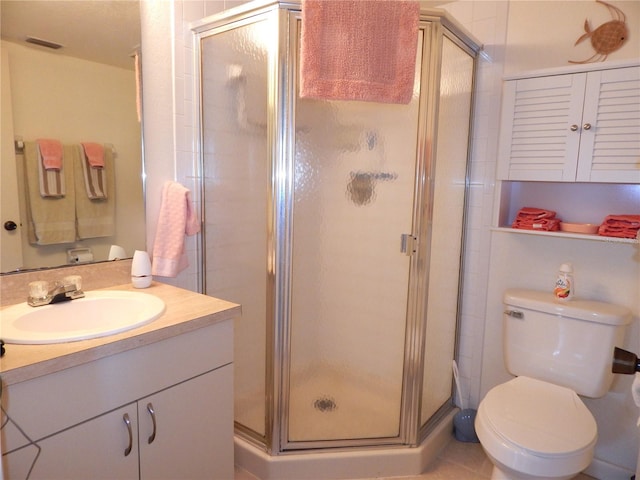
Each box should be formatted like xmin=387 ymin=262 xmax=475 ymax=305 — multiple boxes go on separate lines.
xmin=420 ymin=36 xmax=475 ymax=428
xmin=285 ymin=42 xmax=423 ymax=446
xmin=200 ymin=16 xmax=273 ymax=441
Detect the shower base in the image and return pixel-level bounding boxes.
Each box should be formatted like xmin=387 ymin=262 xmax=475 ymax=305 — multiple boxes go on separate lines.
xmin=236 ymin=365 xmax=403 ymax=442
xmin=234 ymin=409 xmax=456 ymax=480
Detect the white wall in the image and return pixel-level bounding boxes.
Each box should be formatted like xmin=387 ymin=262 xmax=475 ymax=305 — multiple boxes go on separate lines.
xmin=142 ymin=0 xmax=639 ymax=476
xmin=505 ymin=0 xmax=640 ymax=76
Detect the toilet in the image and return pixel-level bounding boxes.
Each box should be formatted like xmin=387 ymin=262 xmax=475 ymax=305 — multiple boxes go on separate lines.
xmin=475 ymin=288 xmax=632 ymax=480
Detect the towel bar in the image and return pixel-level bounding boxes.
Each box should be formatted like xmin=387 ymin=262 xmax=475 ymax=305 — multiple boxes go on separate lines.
xmin=14 ymin=138 xmax=117 ymax=157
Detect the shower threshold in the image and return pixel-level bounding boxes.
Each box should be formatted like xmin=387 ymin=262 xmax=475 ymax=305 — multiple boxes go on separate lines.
xmin=234 ymin=409 xmax=456 ymax=480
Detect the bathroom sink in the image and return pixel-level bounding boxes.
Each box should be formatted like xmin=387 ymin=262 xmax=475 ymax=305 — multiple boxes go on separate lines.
xmin=0 ymin=290 xmax=166 ymax=344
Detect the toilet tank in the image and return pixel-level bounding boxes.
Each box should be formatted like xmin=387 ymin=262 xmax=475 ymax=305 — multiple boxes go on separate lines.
xmin=503 ymin=288 xmax=632 ymax=398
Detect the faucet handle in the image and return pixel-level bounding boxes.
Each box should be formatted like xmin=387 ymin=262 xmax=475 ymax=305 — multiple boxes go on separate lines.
xmin=62 ymin=275 xmax=82 ymax=291
xmin=28 ymin=281 xmax=50 ymax=301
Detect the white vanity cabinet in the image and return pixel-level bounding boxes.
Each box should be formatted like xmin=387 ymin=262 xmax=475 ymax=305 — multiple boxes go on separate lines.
xmin=497 ymin=63 xmax=640 ymax=183
xmin=1 ymin=319 xmax=234 ymax=480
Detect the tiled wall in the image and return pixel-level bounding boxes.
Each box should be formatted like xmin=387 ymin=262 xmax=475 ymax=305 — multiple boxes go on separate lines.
xmin=439 ymin=0 xmax=508 ymax=409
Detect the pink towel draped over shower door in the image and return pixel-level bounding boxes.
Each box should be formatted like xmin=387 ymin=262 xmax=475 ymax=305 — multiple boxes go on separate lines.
xmin=300 ymin=0 xmax=420 ymax=104
xmin=152 ymin=181 xmax=201 ymax=277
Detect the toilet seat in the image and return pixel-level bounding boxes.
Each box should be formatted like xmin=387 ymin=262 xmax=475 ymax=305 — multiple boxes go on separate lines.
xmin=481 ymin=376 xmax=597 ymax=456
xmin=476 ymin=376 xmax=597 ymax=478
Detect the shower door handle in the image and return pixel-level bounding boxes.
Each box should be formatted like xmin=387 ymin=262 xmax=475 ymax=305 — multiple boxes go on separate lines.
xmin=400 ymin=234 xmax=417 ymax=256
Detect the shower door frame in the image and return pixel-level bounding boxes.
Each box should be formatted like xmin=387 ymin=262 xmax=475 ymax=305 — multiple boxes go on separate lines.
xmin=274 ymin=9 xmax=429 ymax=453
xmin=274 ymin=9 xmax=479 ymax=454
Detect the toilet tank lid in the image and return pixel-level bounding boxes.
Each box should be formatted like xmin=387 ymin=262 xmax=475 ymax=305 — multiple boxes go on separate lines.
xmin=504 ymin=289 xmax=632 ymax=326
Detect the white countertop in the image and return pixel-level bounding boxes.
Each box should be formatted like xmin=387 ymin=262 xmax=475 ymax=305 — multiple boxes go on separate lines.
xmin=0 ymin=282 xmax=240 ymax=386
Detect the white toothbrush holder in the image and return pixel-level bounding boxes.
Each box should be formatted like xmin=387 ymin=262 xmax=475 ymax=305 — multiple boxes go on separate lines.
xmin=131 ymin=250 xmax=152 ymax=288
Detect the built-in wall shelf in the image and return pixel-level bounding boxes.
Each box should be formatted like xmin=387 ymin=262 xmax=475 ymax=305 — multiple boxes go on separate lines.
xmin=492 ymin=227 xmax=638 ymax=245
xmin=495 ymin=182 xmax=640 ymax=243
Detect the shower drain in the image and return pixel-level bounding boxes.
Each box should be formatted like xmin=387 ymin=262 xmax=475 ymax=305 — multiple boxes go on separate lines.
xmin=313 ymin=396 xmax=337 ymax=413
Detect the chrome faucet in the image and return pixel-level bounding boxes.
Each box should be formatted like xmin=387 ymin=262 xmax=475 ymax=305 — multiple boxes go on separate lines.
xmin=28 ymin=279 xmax=85 ymax=307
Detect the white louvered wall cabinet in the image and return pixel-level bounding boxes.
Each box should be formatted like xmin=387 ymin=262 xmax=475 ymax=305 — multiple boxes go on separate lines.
xmin=494 ymin=61 xmax=640 ymax=243
xmin=497 ymin=62 xmax=639 ymax=182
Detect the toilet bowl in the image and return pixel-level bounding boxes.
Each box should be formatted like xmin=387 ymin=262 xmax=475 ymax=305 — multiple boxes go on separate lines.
xmin=475 ymin=376 xmax=597 ymax=480
xmin=476 ymin=289 xmax=631 ymax=480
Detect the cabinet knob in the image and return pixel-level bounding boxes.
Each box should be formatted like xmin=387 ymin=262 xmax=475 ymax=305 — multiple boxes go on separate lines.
xmin=583 ymin=123 xmax=592 ymax=130
xmin=570 ymin=124 xmax=579 ymax=131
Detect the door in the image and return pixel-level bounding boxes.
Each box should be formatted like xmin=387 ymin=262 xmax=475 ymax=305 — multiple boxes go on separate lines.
xmin=576 ymin=66 xmax=640 ymax=182
xmin=284 ymin=21 xmax=424 ymax=448
xmin=24 ymin=405 xmax=138 ymax=480
xmin=496 ymin=72 xmax=587 ymax=181
xmin=138 ymin=366 xmax=234 ymax=480
xmin=1 ymin=48 xmax=24 ymax=271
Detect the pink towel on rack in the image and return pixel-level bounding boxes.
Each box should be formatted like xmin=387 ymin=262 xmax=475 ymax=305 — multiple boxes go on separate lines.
xmin=37 ymin=138 xmax=63 ymax=170
xmin=81 ymin=142 xmax=105 ymax=168
xmin=300 ymin=0 xmax=420 ymax=104
xmin=152 ymin=181 xmax=201 ymax=277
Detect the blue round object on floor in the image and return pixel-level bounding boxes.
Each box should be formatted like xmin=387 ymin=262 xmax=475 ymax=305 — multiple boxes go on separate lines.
xmin=454 ymin=408 xmax=479 ymax=443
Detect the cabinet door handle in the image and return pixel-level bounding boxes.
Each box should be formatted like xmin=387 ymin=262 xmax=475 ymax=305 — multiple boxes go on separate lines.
xmin=123 ymin=413 xmax=133 ymax=457
xmin=146 ymin=402 xmax=157 ymax=444
xmin=583 ymin=123 xmax=592 ymax=130
xmin=570 ymin=124 xmax=578 ymax=131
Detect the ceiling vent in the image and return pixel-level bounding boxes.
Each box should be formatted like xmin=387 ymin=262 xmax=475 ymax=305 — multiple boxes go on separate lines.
xmin=25 ymin=36 xmax=63 ymax=50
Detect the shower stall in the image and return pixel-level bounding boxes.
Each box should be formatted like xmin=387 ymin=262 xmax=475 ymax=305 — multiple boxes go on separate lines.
xmin=194 ymin=1 xmax=479 ymax=477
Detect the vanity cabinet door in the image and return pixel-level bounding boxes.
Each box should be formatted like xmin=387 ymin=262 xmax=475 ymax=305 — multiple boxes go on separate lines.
xmin=138 ymin=364 xmax=234 ymax=480
xmin=25 ymin=405 xmax=139 ymax=480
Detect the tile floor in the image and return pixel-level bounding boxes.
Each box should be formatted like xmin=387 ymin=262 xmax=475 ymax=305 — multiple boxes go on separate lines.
xmin=234 ymin=438 xmax=596 ymax=480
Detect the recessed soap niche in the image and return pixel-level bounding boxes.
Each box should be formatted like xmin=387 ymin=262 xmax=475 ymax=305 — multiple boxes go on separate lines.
xmin=496 ymin=182 xmax=640 ymax=228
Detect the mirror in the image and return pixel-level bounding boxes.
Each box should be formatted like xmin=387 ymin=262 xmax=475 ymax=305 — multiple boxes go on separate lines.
xmin=0 ymin=0 xmax=145 ymax=274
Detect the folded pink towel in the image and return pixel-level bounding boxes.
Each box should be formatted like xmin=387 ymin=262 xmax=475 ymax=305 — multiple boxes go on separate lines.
xmin=152 ymin=181 xmax=201 ymax=277
xmin=81 ymin=142 xmax=105 ymax=168
xmin=511 ymin=206 xmax=561 ymax=231
xmin=37 ymin=138 xmax=63 ymax=170
xmin=514 ymin=207 xmax=557 ymax=220
xmin=598 ymin=214 xmax=640 ymax=239
xmin=300 ymin=0 xmax=420 ymax=104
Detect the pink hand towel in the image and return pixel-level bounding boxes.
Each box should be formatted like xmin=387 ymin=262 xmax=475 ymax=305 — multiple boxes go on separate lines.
xmin=300 ymin=0 xmax=420 ymax=104
xmin=37 ymin=138 xmax=63 ymax=170
xmin=152 ymin=181 xmax=201 ymax=277
xmin=81 ymin=142 xmax=105 ymax=168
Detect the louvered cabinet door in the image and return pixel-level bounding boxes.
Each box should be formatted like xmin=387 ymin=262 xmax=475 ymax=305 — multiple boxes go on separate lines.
xmin=497 ymin=73 xmax=586 ymax=181
xmin=577 ymin=66 xmax=640 ymax=183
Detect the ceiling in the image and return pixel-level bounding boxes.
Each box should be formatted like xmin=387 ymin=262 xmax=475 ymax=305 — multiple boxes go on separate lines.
xmin=1 ymin=0 xmax=141 ymax=70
